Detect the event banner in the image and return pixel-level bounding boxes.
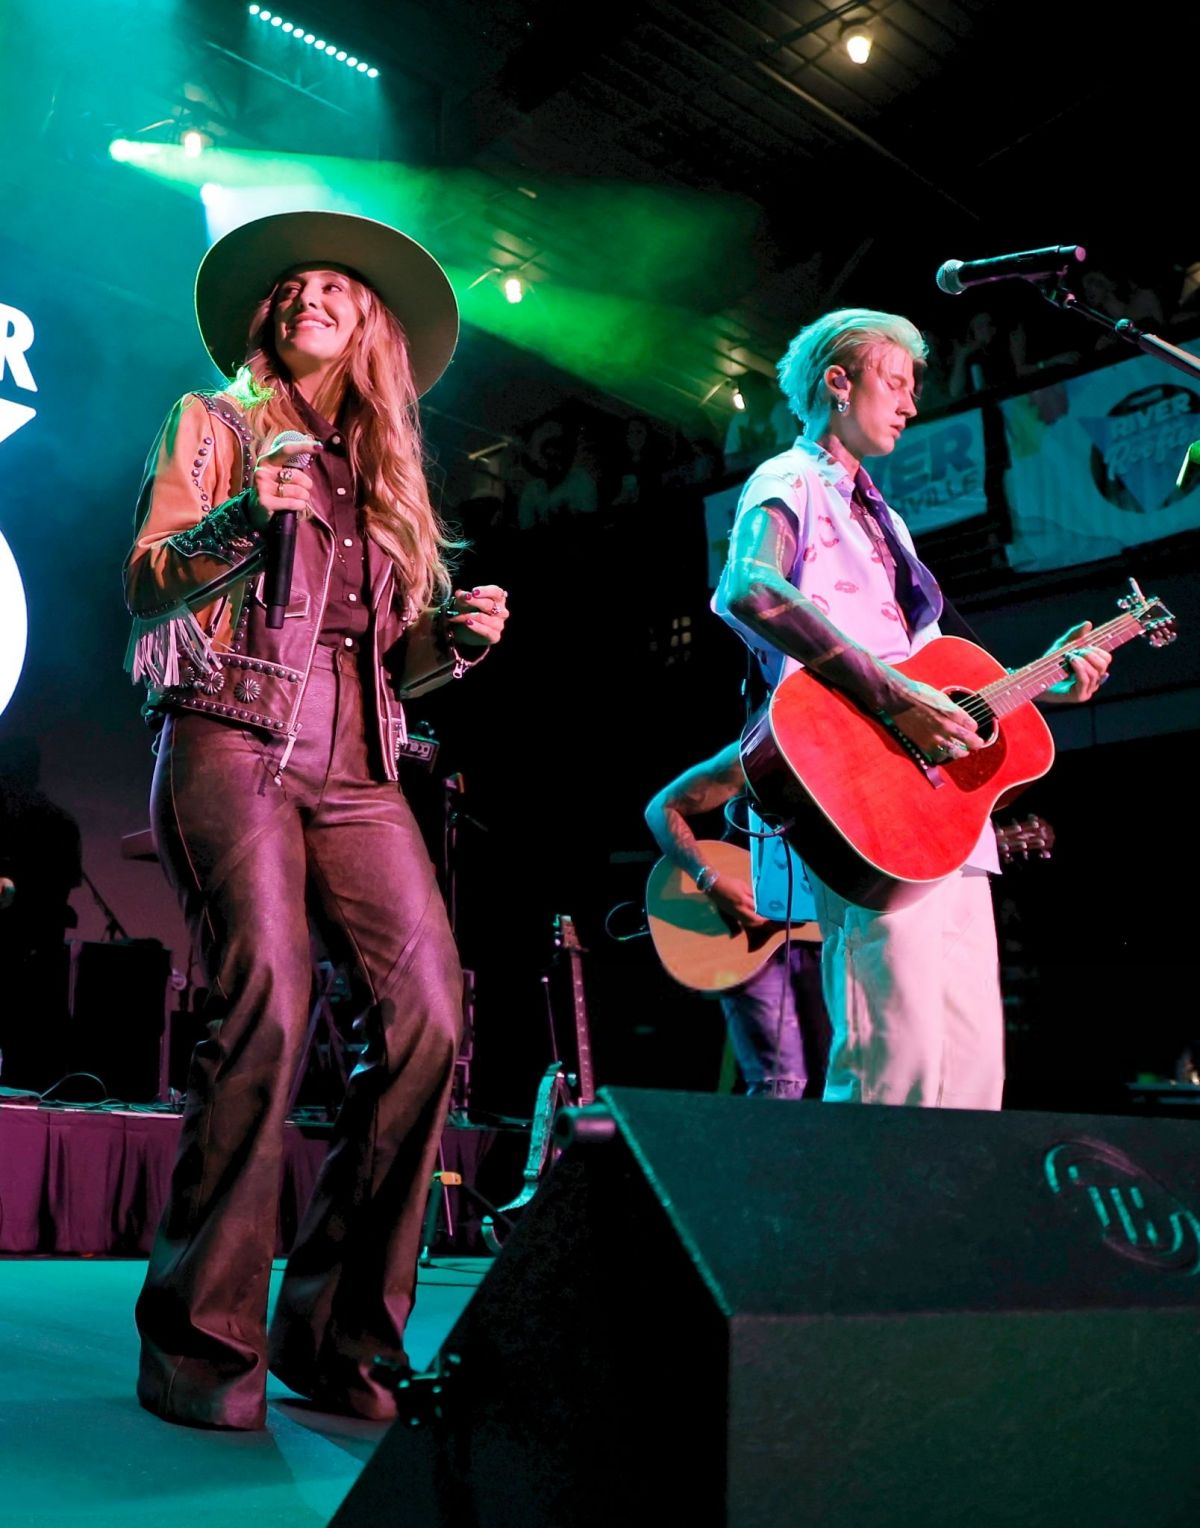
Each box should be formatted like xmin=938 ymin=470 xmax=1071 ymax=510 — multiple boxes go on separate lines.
xmin=703 ymin=407 xmax=988 ymax=586
xmin=865 ymin=406 xmax=989 ymax=535
xmin=1001 ymin=343 xmax=1200 ymax=571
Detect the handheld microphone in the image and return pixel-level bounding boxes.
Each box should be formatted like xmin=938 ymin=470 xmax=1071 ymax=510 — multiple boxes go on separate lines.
xmin=936 ymin=244 xmax=1086 ymax=296
xmin=264 ymin=430 xmax=316 ymax=630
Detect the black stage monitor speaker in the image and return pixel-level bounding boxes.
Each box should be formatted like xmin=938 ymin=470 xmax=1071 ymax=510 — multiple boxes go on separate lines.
xmin=69 ymin=938 xmax=170 ymax=1101
xmin=332 ymin=1088 xmax=1200 ymax=1528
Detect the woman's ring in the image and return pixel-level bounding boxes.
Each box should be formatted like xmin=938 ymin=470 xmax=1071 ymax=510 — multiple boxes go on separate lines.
xmin=490 ymin=600 xmax=501 ymax=616
xmin=279 ymin=467 xmax=294 ymax=483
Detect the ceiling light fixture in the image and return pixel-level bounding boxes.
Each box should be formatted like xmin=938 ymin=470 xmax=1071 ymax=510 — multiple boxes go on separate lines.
xmin=248 ymin=5 xmax=380 ymax=77
xmin=842 ymin=20 xmax=873 ymax=65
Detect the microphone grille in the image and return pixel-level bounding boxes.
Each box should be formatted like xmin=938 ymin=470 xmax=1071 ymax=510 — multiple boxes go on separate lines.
xmin=269 ymin=429 xmax=316 ymax=467
xmin=935 ymin=260 xmax=965 ymax=296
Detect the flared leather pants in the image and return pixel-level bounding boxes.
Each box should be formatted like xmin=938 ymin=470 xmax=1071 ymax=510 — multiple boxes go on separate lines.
xmin=135 ymin=644 xmax=462 ymax=1429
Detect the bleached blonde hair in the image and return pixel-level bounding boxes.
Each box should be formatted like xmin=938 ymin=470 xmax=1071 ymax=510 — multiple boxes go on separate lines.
xmin=777 ymin=308 xmax=928 ymax=432
xmin=227 ymin=270 xmax=461 ymax=614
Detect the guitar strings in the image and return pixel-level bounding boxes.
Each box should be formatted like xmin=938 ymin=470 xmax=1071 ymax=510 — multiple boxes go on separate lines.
xmin=951 ymin=610 xmax=1145 ymax=726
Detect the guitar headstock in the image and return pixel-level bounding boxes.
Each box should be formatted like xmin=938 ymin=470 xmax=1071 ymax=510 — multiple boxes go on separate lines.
xmin=555 ymin=914 xmax=583 ymax=953
xmin=996 ymin=814 xmax=1055 ymax=863
xmin=1120 ymin=577 xmax=1177 ymax=648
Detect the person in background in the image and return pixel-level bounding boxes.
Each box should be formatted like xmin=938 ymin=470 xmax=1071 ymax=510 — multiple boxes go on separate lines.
xmin=0 ymin=737 xmax=82 ymax=1087
xmin=516 ymin=417 xmax=599 ymax=528
xmin=1080 ymin=268 xmax=1165 ymax=354
xmin=645 ymin=741 xmax=830 ymax=1099
xmin=722 ymin=369 xmax=796 ymax=476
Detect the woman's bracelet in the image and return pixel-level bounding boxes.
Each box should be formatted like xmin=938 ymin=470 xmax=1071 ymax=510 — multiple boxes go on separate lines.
xmin=437 ymin=601 xmax=490 ymax=679
xmin=693 ymin=865 xmax=719 ymax=894
xmin=448 ymin=640 xmax=489 ymax=680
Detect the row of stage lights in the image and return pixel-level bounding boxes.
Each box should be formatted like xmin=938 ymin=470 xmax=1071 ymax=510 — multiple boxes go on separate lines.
xmin=247 ymin=4 xmax=380 ymax=77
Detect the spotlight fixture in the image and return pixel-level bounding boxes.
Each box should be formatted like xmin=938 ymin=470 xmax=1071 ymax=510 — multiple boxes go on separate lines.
xmin=181 ymin=129 xmax=206 ymax=159
xmin=247 ymin=5 xmax=380 ymax=77
xmin=503 ymin=276 xmax=525 ymax=304
xmin=842 ymin=20 xmax=873 ymax=65
xmin=730 ymin=380 xmax=747 ymax=411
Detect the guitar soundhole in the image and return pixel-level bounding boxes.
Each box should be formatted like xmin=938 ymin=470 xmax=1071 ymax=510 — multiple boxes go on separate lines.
xmin=945 ymin=688 xmax=997 ymax=745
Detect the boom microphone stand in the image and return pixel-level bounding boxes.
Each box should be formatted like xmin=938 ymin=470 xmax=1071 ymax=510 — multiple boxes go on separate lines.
xmin=80 ymin=868 xmax=130 ymax=943
xmin=419 ymin=772 xmax=494 ymax=1260
xmin=1029 ymin=275 xmax=1200 ymax=383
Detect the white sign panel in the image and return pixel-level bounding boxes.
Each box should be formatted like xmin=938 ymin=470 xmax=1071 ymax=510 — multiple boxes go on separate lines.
xmin=1001 ymin=345 xmax=1200 ymax=571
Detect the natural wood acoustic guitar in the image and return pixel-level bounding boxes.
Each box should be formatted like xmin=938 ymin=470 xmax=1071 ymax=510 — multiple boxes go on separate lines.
xmin=481 ymin=913 xmax=594 ymax=1252
xmin=645 ymin=814 xmax=1056 ymax=994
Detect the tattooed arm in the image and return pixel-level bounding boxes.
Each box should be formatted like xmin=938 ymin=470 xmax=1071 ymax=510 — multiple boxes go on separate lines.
xmin=718 ymin=499 xmax=982 ymax=759
xmin=644 ymin=742 xmax=765 ymax=928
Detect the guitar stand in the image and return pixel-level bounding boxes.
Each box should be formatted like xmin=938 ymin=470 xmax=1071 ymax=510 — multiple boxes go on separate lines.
xmin=418 ymin=1152 xmax=513 ymax=1264
xmin=286 ymin=952 xmax=350 ymax=1121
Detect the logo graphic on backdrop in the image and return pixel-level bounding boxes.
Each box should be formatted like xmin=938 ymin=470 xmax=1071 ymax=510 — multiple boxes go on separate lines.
xmin=1002 ymin=342 xmax=1200 ymax=572
xmin=0 ymin=299 xmax=35 ymax=715
xmin=1078 ymin=381 xmax=1200 ymax=515
xmin=1045 ymin=1138 xmax=1200 ymax=1275
xmin=0 ymin=528 xmax=28 ymax=718
xmin=0 ymin=302 xmax=38 ymax=445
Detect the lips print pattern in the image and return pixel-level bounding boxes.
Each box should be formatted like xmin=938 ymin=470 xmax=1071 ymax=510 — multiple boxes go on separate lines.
xmin=817 ymin=515 xmax=840 ymax=548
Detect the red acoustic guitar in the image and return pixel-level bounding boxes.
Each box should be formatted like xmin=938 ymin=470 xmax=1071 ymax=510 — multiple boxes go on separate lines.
xmin=740 ymin=578 xmax=1175 ymax=912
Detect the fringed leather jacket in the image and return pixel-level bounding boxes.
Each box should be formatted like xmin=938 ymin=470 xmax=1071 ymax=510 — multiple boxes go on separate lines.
xmin=124 ymin=391 xmax=466 ymax=782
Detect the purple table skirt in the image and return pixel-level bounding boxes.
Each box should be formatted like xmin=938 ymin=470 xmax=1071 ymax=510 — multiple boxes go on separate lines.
xmin=0 ymin=1104 xmax=510 ymax=1256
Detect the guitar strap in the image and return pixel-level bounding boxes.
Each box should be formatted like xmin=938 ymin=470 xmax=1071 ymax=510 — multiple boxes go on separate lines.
xmin=741 ymin=643 xmax=770 ymax=722
xmin=936 ymin=593 xmax=986 ymax=646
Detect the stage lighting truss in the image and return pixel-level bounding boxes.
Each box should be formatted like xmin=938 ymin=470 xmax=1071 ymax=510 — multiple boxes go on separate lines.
xmin=248 ymin=5 xmax=381 ymax=78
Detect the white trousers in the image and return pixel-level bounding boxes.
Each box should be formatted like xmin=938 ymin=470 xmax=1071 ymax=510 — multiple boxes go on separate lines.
xmin=812 ymin=868 xmax=1004 ymax=1109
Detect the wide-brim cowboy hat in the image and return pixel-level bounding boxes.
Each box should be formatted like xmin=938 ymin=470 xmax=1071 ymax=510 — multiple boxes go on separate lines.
xmin=194 ymin=210 xmax=459 ymax=396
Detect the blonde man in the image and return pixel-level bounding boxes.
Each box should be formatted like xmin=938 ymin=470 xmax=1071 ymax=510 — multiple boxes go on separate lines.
xmin=715 ymin=308 xmax=1108 ymax=1111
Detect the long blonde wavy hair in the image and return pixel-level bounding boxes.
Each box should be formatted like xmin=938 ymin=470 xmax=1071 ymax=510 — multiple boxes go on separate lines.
xmin=226 ymin=269 xmax=461 ymax=614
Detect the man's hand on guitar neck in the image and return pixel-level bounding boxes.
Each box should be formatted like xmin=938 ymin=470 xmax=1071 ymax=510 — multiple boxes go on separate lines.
xmin=1038 ymin=621 xmax=1112 ymax=703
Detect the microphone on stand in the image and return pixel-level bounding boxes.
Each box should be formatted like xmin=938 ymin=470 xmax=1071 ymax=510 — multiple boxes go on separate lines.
xmin=264 ymin=430 xmax=317 ymax=629
xmin=936 ymin=244 xmax=1086 ymax=296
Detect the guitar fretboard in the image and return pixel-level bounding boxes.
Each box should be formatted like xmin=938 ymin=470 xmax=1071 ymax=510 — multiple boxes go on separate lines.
xmin=968 ymin=602 xmax=1171 ymax=722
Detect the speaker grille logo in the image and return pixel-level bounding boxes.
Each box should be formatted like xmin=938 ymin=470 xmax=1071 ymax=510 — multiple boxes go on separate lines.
xmin=1045 ymin=1139 xmax=1200 ymax=1275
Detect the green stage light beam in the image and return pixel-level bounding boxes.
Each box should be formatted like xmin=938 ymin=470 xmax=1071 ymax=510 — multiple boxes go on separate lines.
xmin=451 ymin=275 xmax=733 ymax=414
xmin=107 ymin=145 xmax=763 ymax=412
